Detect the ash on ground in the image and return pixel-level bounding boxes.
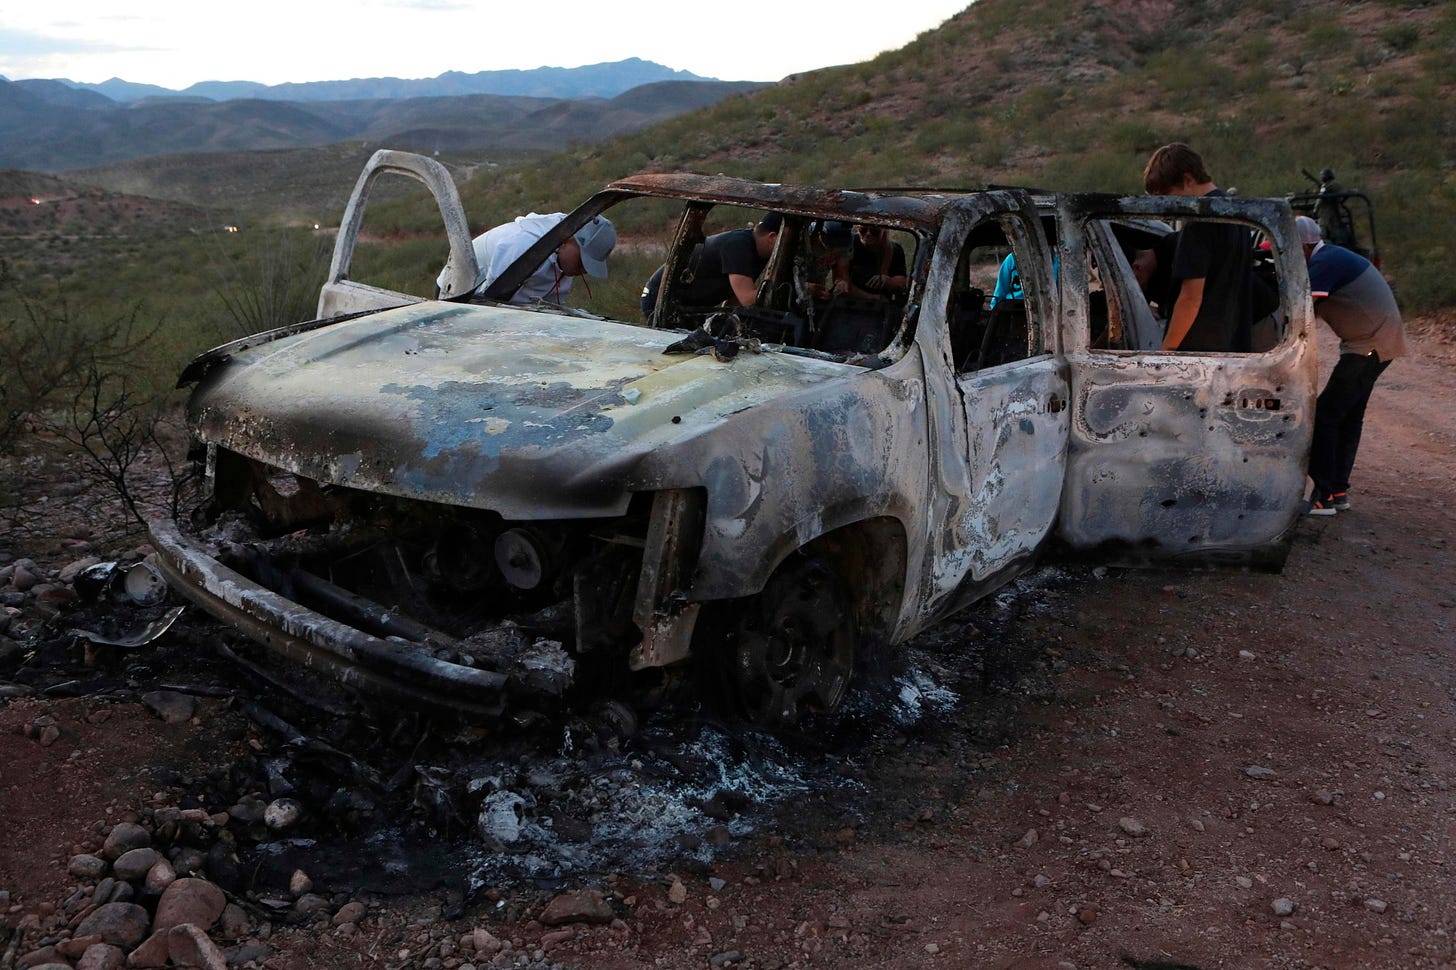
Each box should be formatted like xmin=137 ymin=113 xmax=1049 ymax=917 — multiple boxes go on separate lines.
xmin=2 ymin=547 xmax=1079 ymax=905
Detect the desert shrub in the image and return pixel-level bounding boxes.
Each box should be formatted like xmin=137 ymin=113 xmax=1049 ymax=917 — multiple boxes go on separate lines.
xmin=1380 ymin=23 xmax=1415 ymax=52
xmin=1143 ymin=48 xmax=1234 ymax=104
xmin=207 ymin=227 xmax=332 ymax=339
xmin=0 ymin=263 xmax=191 ymax=531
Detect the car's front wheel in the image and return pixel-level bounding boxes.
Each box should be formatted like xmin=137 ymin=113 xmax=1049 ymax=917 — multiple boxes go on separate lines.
xmin=723 ymin=555 xmax=856 ymax=727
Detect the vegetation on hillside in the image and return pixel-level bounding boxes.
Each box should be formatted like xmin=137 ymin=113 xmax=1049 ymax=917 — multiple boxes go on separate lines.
xmin=4 ymin=0 xmax=1454 ymax=385
xmin=440 ymin=0 xmax=1455 ymax=310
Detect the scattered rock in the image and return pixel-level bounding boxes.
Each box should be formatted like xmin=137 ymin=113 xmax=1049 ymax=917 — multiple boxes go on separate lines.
xmin=58 ymin=935 xmax=104 ymax=958
xmin=113 ymin=847 xmax=164 ymax=882
xmin=289 ymin=869 xmax=313 ymax=896
xmin=127 ymin=931 xmax=171 ymax=968
xmin=10 ymin=564 xmax=40 ymax=592
xmin=1238 ymin=650 xmax=1256 ymax=661
xmin=708 ymin=877 xmax=727 ymax=892
xmin=1236 ymin=876 xmax=1253 ymax=889
xmin=1118 ymin=817 xmax=1148 ymax=838
xmin=58 ymin=556 xmax=104 ymax=584
xmin=1244 ymin=766 xmax=1277 ymax=780
xmin=216 ymin=903 xmax=251 ymax=940
xmin=263 ymin=798 xmax=304 ymax=832
xmin=101 ymin=822 xmax=150 ymax=860
xmin=154 ymin=878 xmax=226 ymax=932
xmin=141 ymin=691 xmax=197 ymax=725
xmin=1272 ymin=898 xmax=1297 ymax=917
xmin=293 ymin=894 xmax=331 ymax=916
xmin=1016 ymin=828 xmax=1038 ymax=849
xmin=1364 ymin=899 xmax=1388 ymax=914
xmin=1311 ymin=789 xmax=1336 ymax=806
xmin=1076 ymin=905 xmax=1099 ymax=926
xmin=668 ymin=877 xmax=688 ymax=905
xmin=146 ymin=859 xmax=178 ymax=895
xmin=333 ymin=901 xmax=367 ymax=927
xmin=76 ymin=943 xmax=125 ymax=970
xmin=167 ymin=923 xmax=228 ymax=970
xmin=710 ymin=951 xmax=743 ymax=967
xmin=1033 ymin=874 xmax=1051 ymax=889
xmin=540 ymin=890 xmax=613 ymax=926
xmin=74 ymin=901 xmax=151 ymax=948
xmin=18 ymin=945 xmax=64 ymax=968
xmin=69 ymin=853 xmax=109 ymax=880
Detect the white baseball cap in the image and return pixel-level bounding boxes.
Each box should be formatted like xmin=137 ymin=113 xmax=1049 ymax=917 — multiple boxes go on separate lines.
xmin=574 ymin=215 xmax=617 ymax=278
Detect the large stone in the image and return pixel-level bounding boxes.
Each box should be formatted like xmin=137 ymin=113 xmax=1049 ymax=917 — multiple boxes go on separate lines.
xmin=113 ymin=847 xmax=164 ymax=882
xmin=539 ymin=890 xmax=614 ymax=926
xmin=154 ymin=879 xmax=226 ymax=932
xmin=69 ymin=854 xmax=109 ymax=880
xmin=125 ymin=931 xmax=171 ymax=968
xmin=10 ymin=564 xmax=39 ymax=592
xmin=332 ymin=901 xmax=367 ymax=927
xmin=58 ymin=934 xmax=104 ymax=957
xmin=18 ymin=944 xmax=63 ymax=968
xmin=59 ymin=556 xmax=105 ymax=584
xmin=167 ymin=924 xmax=228 ymax=970
xmin=140 ymin=691 xmax=197 ymax=725
xmin=74 ymin=902 xmax=150 ymax=948
xmin=215 ymin=903 xmax=250 ymax=940
xmin=145 ymin=859 xmax=178 ymax=895
xmin=77 ymin=943 xmax=126 ymax=970
xmin=102 ymin=823 xmax=151 ymax=861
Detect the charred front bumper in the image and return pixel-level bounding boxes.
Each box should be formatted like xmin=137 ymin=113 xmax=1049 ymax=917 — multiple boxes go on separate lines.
xmin=149 ymin=517 xmax=511 ymax=716
xmin=147 ymin=475 xmax=706 ymax=718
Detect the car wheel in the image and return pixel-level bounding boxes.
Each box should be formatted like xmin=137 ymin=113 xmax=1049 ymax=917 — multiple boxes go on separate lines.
xmin=728 ymin=556 xmax=856 ymax=726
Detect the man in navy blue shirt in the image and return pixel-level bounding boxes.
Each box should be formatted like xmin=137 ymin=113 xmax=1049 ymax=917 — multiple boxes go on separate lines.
xmin=1297 ymin=216 xmax=1409 ymax=515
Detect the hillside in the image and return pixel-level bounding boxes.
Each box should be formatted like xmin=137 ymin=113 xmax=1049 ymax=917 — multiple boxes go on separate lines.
xmin=440 ymin=0 xmax=1455 ymax=311
xmin=45 ymin=58 xmax=718 ymax=104
xmin=0 ymin=78 xmax=764 ymax=172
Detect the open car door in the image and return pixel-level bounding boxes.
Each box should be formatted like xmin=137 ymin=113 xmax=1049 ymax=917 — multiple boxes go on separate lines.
xmin=1054 ymin=193 xmax=1316 ymax=569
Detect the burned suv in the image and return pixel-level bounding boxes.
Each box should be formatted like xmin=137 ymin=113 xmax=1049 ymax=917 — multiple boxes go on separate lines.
xmin=150 ymin=150 xmax=1315 ymax=725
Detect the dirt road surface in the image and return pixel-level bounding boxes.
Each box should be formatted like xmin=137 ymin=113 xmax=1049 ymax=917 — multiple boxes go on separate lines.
xmin=3 ymin=323 xmax=1454 ymax=970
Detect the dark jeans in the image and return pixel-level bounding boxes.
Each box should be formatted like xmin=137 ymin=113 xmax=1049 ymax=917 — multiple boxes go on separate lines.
xmin=1309 ymin=351 xmax=1391 ymax=499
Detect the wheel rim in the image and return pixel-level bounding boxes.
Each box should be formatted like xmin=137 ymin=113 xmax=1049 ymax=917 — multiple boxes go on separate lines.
xmin=731 ymin=558 xmax=855 ymax=726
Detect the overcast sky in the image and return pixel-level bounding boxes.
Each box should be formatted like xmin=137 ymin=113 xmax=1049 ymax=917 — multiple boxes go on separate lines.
xmin=0 ymin=1 xmax=970 ymax=89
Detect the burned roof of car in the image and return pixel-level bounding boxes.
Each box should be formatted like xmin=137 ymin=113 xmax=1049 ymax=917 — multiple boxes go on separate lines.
xmin=600 ymin=173 xmax=955 ymax=229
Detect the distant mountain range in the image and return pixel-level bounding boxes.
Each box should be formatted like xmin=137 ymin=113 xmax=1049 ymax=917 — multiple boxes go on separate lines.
xmin=0 ymin=60 xmax=765 ymax=172
xmin=10 ymin=58 xmax=719 ymax=104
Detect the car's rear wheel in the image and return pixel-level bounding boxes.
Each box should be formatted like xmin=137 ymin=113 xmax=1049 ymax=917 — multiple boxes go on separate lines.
xmin=726 ymin=556 xmax=856 ymax=727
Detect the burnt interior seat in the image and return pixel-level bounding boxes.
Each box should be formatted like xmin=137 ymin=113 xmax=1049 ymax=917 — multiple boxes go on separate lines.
xmin=813 ymin=296 xmax=900 ymax=355
xmin=974 ymin=297 xmax=1029 ymax=370
xmin=949 ymin=286 xmax=987 ymax=371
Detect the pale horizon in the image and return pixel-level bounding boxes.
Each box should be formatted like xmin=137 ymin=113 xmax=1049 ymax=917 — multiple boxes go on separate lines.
xmin=0 ymin=1 xmax=971 ymax=90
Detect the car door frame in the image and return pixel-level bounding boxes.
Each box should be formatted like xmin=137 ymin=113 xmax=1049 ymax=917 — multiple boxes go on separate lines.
xmin=904 ymin=190 xmax=1069 ymax=634
xmin=1053 ymin=193 xmax=1316 ymax=568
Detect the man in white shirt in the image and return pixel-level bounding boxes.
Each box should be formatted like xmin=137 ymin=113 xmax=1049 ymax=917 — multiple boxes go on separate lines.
xmin=438 ymin=212 xmax=616 ymax=305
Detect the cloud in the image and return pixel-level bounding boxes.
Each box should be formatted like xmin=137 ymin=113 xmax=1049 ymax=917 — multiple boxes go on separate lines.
xmin=385 ymin=0 xmax=471 ymax=9
xmin=0 ymin=27 xmax=152 ymax=58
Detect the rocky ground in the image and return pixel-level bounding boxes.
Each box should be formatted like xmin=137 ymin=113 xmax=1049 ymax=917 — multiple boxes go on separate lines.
xmin=2 ymin=322 xmax=1455 ymax=970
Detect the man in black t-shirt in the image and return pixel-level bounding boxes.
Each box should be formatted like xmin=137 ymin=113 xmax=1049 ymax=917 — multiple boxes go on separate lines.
xmin=1142 ymin=143 xmax=1253 ymax=352
xmin=641 ymin=212 xmax=782 ymax=319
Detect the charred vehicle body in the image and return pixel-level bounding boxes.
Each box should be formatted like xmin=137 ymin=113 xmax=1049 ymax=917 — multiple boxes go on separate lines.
xmin=150 ymin=151 xmax=1317 ymax=725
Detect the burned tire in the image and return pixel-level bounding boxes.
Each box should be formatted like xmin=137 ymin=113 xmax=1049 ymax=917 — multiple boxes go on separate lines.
xmin=726 ymin=556 xmax=856 ymax=727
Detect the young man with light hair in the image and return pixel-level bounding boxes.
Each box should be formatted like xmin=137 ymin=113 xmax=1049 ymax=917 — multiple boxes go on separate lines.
xmin=1142 ymin=143 xmax=1253 ymax=353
